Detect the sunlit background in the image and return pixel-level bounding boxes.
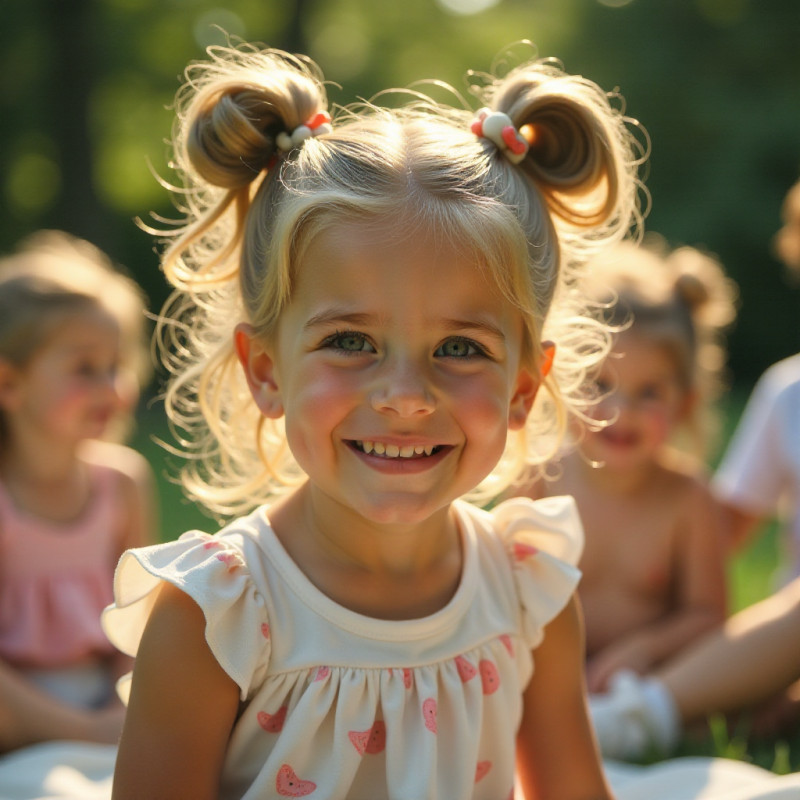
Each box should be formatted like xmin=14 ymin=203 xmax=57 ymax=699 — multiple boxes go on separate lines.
xmin=2 ymin=0 xmax=799 ymax=399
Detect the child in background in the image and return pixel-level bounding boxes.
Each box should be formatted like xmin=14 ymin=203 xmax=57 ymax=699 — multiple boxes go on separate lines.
xmin=515 ymin=238 xmax=737 ymax=701
xmin=588 ymin=178 xmax=800 ymax=762
xmin=0 ymin=230 xmax=156 ymax=753
xmin=103 ymin=42 xmax=644 ymax=799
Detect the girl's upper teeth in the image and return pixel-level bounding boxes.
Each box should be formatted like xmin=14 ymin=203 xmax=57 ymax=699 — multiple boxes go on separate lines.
xmin=358 ymin=441 xmax=435 ymax=457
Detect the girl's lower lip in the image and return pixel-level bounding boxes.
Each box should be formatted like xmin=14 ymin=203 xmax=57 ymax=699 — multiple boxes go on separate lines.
xmin=347 ymin=442 xmax=451 ymax=473
xmin=600 ymin=431 xmax=638 ymax=448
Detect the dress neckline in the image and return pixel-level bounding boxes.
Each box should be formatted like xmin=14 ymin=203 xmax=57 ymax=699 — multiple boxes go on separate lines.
xmin=251 ymin=500 xmax=479 ymax=642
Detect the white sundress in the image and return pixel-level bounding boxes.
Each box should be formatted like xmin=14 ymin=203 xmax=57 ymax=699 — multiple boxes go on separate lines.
xmin=102 ymin=496 xmax=584 ymax=799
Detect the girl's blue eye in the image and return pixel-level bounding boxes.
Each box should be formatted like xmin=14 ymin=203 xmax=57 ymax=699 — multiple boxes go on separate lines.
xmin=435 ymin=337 xmax=483 ymax=358
xmin=324 ymin=331 xmax=375 ymax=353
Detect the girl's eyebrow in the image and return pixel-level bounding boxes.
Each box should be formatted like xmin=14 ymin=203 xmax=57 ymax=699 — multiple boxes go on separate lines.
xmin=304 ymin=310 xmax=377 ymax=330
xmin=304 ymin=310 xmax=507 ymax=343
xmin=440 ymin=318 xmax=507 ymax=344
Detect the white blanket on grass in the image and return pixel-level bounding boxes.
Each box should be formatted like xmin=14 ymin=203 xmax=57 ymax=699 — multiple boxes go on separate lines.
xmin=1 ymin=743 xmax=799 ymax=800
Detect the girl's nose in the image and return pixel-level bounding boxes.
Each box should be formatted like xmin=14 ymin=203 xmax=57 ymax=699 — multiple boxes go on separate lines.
xmin=369 ymin=359 xmax=436 ymax=418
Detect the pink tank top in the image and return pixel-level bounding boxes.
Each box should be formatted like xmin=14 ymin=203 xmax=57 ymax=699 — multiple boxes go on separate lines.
xmin=0 ymin=464 xmax=123 ymax=668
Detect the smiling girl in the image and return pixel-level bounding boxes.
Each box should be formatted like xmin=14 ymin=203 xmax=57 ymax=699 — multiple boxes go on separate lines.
xmin=103 ymin=42 xmax=644 ymax=799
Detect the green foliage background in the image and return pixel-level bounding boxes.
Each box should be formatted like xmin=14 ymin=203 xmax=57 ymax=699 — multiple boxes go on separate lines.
xmin=3 ymin=0 xmax=799 ymax=390
xmin=3 ymin=0 xmax=800 ymax=766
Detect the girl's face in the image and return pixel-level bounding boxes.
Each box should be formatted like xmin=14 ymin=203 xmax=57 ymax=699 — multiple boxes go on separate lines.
xmin=582 ymin=331 xmax=689 ymax=472
xmin=240 ymin=222 xmax=540 ymax=527
xmin=0 ymin=309 xmax=123 ymax=446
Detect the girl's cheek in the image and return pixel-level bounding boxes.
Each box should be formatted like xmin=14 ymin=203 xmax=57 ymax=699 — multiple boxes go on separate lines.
xmin=645 ymin=409 xmax=673 ymax=443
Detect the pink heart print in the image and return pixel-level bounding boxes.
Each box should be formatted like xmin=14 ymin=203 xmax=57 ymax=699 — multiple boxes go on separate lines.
xmin=475 ymin=760 xmax=492 ymax=782
xmin=261 ymin=623 xmax=271 ymax=639
xmin=402 ymin=668 xmax=412 ymax=689
xmin=455 ymin=655 xmax=477 ymax=682
xmin=257 ymin=705 xmax=287 ymax=733
xmin=479 ymin=659 xmax=500 ymax=695
xmin=499 ymin=634 xmax=514 ymax=656
xmin=313 ymin=665 xmax=330 ymax=682
xmin=276 ymin=764 xmax=316 ymax=797
xmin=215 ymin=551 xmax=240 ymax=571
xmin=348 ymin=720 xmax=387 ymax=755
xmin=422 ymin=698 xmax=438 ymax=733
xmin=511 ymin=542 xmax=539 ymax=561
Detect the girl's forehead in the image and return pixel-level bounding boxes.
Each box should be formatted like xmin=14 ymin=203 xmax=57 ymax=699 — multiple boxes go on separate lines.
xmin=40 ymin=307 xmax=121 ymax=352
xmin=295 ymin=222 xmax=504 ymax=304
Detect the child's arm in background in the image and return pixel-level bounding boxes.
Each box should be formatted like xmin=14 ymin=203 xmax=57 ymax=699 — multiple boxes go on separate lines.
xmin=586 ymin=478 xmax=727 ymax=693
xmin=719 ymin=501 xmax=765 ymax=554
xmin=112 ymin=582 xmax=240 ymax=800
xmin=0 ymin=659 xmax=126 ymax=752
xmin=84 ymin=440 xmax=160 ymax=686
xmin=516 ymin=595 xmax=612 ymax=800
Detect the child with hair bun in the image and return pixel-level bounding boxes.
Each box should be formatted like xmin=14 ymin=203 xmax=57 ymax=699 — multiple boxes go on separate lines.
xmin=515 ymin=237 xmax=737 ymax=716
xmin=103 ymin=41 xmax=646 ymax=799
xmin=0 ymin=230 xmax=156 ymax=754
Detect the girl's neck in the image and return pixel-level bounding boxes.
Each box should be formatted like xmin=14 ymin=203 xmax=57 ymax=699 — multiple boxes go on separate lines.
xmin=268 ymin=483 xmax=463 ymax=620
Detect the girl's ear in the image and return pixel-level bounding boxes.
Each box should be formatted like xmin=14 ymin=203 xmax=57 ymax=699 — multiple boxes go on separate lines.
xmin=233 ymin=323 xmax=284 ymax=419
xmin=508 ymin=342 xmax=555 ymax=431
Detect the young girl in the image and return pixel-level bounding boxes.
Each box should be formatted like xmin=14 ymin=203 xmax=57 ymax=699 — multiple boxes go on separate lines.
xmin=0 ymin=230 xmax=155 ymax=753
xmin=103 ymin=42 xmax=645 ymax=799
xmin=515 ymin=239 xmax=737 ymax=702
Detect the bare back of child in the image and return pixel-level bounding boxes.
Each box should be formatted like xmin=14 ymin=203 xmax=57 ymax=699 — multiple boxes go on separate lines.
xmin=518 ymin=238 xmax=737 ymax=693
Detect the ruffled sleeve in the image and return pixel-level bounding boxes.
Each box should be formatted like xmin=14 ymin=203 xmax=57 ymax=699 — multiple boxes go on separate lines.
xmin=101 ymin=531 xmax=270 ymax=702
xmin=491 ymin=496 xmax=584 ymax=649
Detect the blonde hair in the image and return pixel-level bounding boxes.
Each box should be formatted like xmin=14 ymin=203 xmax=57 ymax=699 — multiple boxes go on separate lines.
xmin=153 ymin=42 xmax=647 ymax=517
xmin=582 ymin=235 xmax=738 ymax=457
xmin=0 ymin=230 xmax=150 ymax=442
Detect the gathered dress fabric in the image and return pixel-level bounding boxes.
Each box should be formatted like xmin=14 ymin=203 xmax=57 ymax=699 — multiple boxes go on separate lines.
xmin=103 ymin=496 xmax=583 ymax=800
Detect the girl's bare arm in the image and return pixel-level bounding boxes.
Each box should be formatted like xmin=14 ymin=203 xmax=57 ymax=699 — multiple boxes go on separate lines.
xmin=112 ymin=582 xmax=240 ymax=800
xmin=516 ymin=595 xmax=612 ymax=800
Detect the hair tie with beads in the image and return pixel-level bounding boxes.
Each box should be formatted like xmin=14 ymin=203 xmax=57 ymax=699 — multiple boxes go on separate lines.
xmin=276 ymin=111 xmax=332 ymax=153
xmin=470 ymin=108 xmax=530 ymax=165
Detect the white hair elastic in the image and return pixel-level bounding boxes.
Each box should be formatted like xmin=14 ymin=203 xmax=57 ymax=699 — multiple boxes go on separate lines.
xmin=276 ymin=111 xmax=333 ymax=152
xmin=470 ymin=108 xmax=530 ymax=165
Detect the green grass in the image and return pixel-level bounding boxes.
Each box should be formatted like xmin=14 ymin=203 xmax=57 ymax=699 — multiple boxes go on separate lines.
xmin=131 ymin=387 xmax=800 ymax=772
xmin=130 ymin=402 xmax=215 ymax=542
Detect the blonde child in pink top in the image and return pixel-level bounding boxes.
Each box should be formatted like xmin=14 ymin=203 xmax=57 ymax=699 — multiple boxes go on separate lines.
xmin=0 ymin=231 xmax=156 ymax=753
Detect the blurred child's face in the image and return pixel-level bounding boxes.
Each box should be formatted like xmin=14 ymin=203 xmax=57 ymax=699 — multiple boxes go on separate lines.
xmin=242 ymin=221 xmax=539 ymax=526
xmin=583 ymin=331 xmax=689 ymax=472
xmin=2 ymin=309 xmax=123 ymax=445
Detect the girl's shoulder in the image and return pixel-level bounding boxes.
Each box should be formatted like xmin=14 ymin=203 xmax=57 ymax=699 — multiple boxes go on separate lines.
xmin=459 ymin=497 xmax=584 ymax=650
xmin=652 ymin=451 xmax=723 ymax=528
xmin=655 ymin=448 xmax=712 ymax=489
